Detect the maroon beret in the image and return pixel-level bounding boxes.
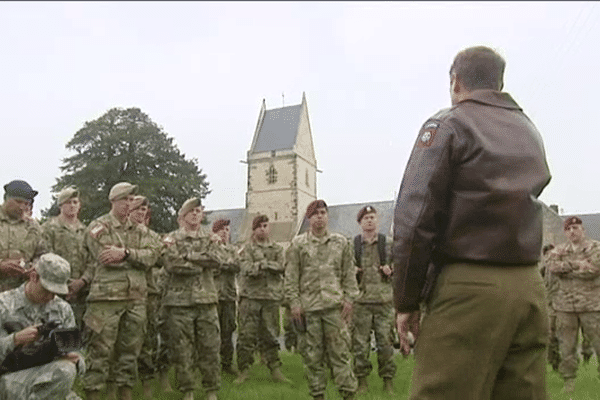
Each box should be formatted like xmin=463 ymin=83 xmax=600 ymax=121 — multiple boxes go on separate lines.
xmin=306 ymin=199 xmax=328 ymax=219
xmin=357 ymin=205 xmax=377 ymax=223
xmin=564 ymin=216 xmax=583 ymax=230
xmin=252 ymin=215 xmax=269 ymax=231
xmin=212 ymin=218 xmax=230 ymax=233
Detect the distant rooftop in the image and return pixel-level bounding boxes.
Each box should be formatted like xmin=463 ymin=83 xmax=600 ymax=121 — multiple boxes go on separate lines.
xmin=251 ymin=104 xmax=302 ymax=153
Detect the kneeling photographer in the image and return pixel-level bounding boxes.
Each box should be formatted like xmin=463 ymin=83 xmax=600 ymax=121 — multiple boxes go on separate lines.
xmin=0 ymin=253 xmax=84 ymax=399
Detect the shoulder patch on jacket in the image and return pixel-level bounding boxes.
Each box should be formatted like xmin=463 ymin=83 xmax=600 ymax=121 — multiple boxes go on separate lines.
xmin=417 ymin=121 xmax=439 ymax=148
xmin=89 ymin=223 xmax=106 ymax=239
xmin=163 ymin=236 xmax=175 ymax=247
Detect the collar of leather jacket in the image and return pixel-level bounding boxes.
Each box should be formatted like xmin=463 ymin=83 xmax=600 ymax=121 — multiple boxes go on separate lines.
xmin=459 ymin=89 xmax=522 ymax=111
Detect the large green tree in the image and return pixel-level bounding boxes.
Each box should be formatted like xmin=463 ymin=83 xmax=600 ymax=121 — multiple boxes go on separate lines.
xmin=45 ymin=107 xmax=210 ymax=233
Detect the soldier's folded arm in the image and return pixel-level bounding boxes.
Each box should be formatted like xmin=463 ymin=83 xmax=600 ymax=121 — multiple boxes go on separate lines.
xmin=341 ymin=240 xmax=359 ymax=303
xmin=393 ymin=119 xmax=454 ymax=313
xmin=284 ymin=243 xmax=302 ymax=311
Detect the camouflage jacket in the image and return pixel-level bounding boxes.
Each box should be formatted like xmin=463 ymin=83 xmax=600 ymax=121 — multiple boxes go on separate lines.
xmin=42 ymin=217 xmax=88 ymax=281
xmin=547 ymin=238 xmax=600 ymax=312
xmin=0 ymin=207 xmax=47 ymax=292
xmin=285 ymin=231 xmax=359 ymax=312
xmin=0 ymin=283 xmax=76 ymax=362
xmin=84 ymin=213 xmax=161 ymax=302
xmin=161 ymin=227 xmax=221 ymax=306
xmin=352 ymin=234 xmax=393 ymax=304
xmin=145 ymin=228 xmax=163 ymax=296
xmin=239 ymin=239 xmax=284 ymax=301
xmin=215 ymin=242 xmax=240 ymax=302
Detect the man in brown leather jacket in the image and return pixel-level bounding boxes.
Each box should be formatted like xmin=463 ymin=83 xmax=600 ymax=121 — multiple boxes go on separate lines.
xmin=393 ymin=46 xmax=551 ymax=400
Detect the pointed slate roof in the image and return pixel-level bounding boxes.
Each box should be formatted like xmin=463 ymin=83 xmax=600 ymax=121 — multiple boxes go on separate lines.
xmin=251 ymin=104 xmax=302 ymax=153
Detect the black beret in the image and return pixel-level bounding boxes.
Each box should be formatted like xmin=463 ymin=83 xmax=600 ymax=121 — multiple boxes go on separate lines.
xmin=4 ymin=180 xmax=38 ymax=200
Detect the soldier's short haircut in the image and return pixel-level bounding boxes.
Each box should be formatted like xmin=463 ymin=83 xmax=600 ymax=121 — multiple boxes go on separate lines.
xmin=450 ymin=46 xmax=505 ymax=91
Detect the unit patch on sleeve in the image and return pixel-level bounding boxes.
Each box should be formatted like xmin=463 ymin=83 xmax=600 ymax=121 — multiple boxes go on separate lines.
xmin=89 ymin=223 xmax=106 ymax=239
xmin=417 ymin=121 xmax=439 ymax=148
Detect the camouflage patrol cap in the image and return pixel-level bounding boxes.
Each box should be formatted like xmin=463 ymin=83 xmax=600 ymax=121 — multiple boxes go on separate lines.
xmin=109 ymin=182 xmax=138 ymax=202
xmin=252 ymin=215 xmax=269 ymax=231
xmin=178 ymin=197 xmax=202 ymax=217
xmin=564 ymin=216 xmax=583 ymax=230
xmin=212 ymin=218 xmax=230 ymax=233
xmin=57 ymin=186 xmax=79 ymax=205
xmin=3 ymin=180 xmax=38 ymax=200
xmin=357 ymin=205 xmax=377 ymax=223
xmin=130 ymin=195 xmax=149 ymax=211
xmin=306 ymin=199 xmax=328 ymax=219
xmin=34 ymin=253 xmax=71 ymax=295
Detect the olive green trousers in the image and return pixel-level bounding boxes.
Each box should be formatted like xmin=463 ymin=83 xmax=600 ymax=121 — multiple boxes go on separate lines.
xmin=410 ymin=262 xmax=549 ymax=400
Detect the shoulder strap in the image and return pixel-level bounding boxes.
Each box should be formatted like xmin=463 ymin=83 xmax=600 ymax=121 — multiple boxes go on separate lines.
xmin=354 ymin=235 xmax=362 ymax=268
xmin=377 ymin=233 xmax=387 ymax=265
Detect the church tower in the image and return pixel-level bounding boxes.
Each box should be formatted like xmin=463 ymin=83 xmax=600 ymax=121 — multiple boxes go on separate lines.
xmin=240 ymin=93 xmax=318 ymax=243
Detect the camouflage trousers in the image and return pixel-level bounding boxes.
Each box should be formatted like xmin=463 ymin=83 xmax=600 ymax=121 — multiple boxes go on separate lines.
xmin=298 ymin=307 xmax=357 ymax=398
xmin=236 ymin=298 xmax=282 ymax=372
xmin=83 ymin=300 xmax=146 ymax=391
xmin=0 ymin=359 xmax=77 ymax=400
xmin=283 ymin=306 xmax=298 ymax=351
xmin=166 ymin=303 xmax=221 ymax=393
xmin=156 ymin=302 xmax=171 ymax=373
xmin=556 ymin=311 xmax=600 ymax=379
xmin=138 ymin=293 xmax=160 ymax=381
xmin=352 ymin=302 xmax=396 ymax=379
xmin=218 ymin=300 xmax=237 ymax=371
xmin=548 ymin=311 xmax=560 ymax=370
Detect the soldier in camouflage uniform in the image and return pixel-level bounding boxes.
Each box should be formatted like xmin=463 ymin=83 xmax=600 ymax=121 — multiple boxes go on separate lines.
xmin=547 ymin=216 xmax=600 ymax=393
xmin=285 ymin=200 xmax=359 ymax=400
xmin=212 ymin=218 xmax=241 ymax=375
xmin=41 ymin=186 xmax=89 ymax=329
xmin=351 ymin=206 xmax=396 ymax=395
xmin=0 ymin=180 xmax=47 ymax=293
xmin=82 ymin=182 xmax=161 ymax=400
xmin=233 ymin=215 xmax=290 ymax=385
xmin=0 ymin=253 xmax=85 ymax=400
xmin=539 ymin=243 xmax=560 ymax=372
xmin=161 ymin=198 xmax=222 ymax=400
xmin=120 ymin=196 xmax=166 ymax=399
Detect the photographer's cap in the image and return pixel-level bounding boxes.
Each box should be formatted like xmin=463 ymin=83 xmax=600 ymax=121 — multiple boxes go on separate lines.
xmin=35 ymin=253 xmax=71 ymax=295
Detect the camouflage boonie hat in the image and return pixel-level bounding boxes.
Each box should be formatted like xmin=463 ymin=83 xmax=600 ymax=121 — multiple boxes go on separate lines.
xmin=57 ymin=186 xmax=79 ymax=205
xmin=178 ymin=197 xmax=202 ymax=217
xmin=109 ymin=182 xmax=138 ymax=201
xmin=35 ymin=253 xmax=71 ymax=295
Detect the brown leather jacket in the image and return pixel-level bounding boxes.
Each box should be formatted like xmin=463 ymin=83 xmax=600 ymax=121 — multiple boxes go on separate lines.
xmin=392 ymin=90 xmax=551 ymax=312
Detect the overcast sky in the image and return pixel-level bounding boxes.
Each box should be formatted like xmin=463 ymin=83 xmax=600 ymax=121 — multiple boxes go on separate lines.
xmin=1 ymin=2 xmax=598 ymax=217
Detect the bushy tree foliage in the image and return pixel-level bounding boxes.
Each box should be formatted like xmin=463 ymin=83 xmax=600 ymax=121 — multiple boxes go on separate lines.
xmin=44 ymin=107 xmax=210 ymax=233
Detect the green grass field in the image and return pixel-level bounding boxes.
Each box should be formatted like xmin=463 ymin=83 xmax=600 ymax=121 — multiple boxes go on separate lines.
xmin=73 ymin=351 xmax=600 ymax=399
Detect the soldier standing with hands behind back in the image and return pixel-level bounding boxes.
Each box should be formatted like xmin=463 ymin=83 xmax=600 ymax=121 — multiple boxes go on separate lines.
xmin=285 ymin=200 xmax=359 ymax=400
xmin=351 ymin=205 xmax=396 ymax=395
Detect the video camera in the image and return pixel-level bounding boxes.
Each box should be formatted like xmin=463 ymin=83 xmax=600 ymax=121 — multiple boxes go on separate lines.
xmin=0 ymin=319 xmax=82 ymax=375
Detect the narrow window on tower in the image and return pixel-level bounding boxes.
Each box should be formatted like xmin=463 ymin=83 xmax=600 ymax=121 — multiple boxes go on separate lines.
xmin=266 ymin=165 xmax=278 ymax=184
